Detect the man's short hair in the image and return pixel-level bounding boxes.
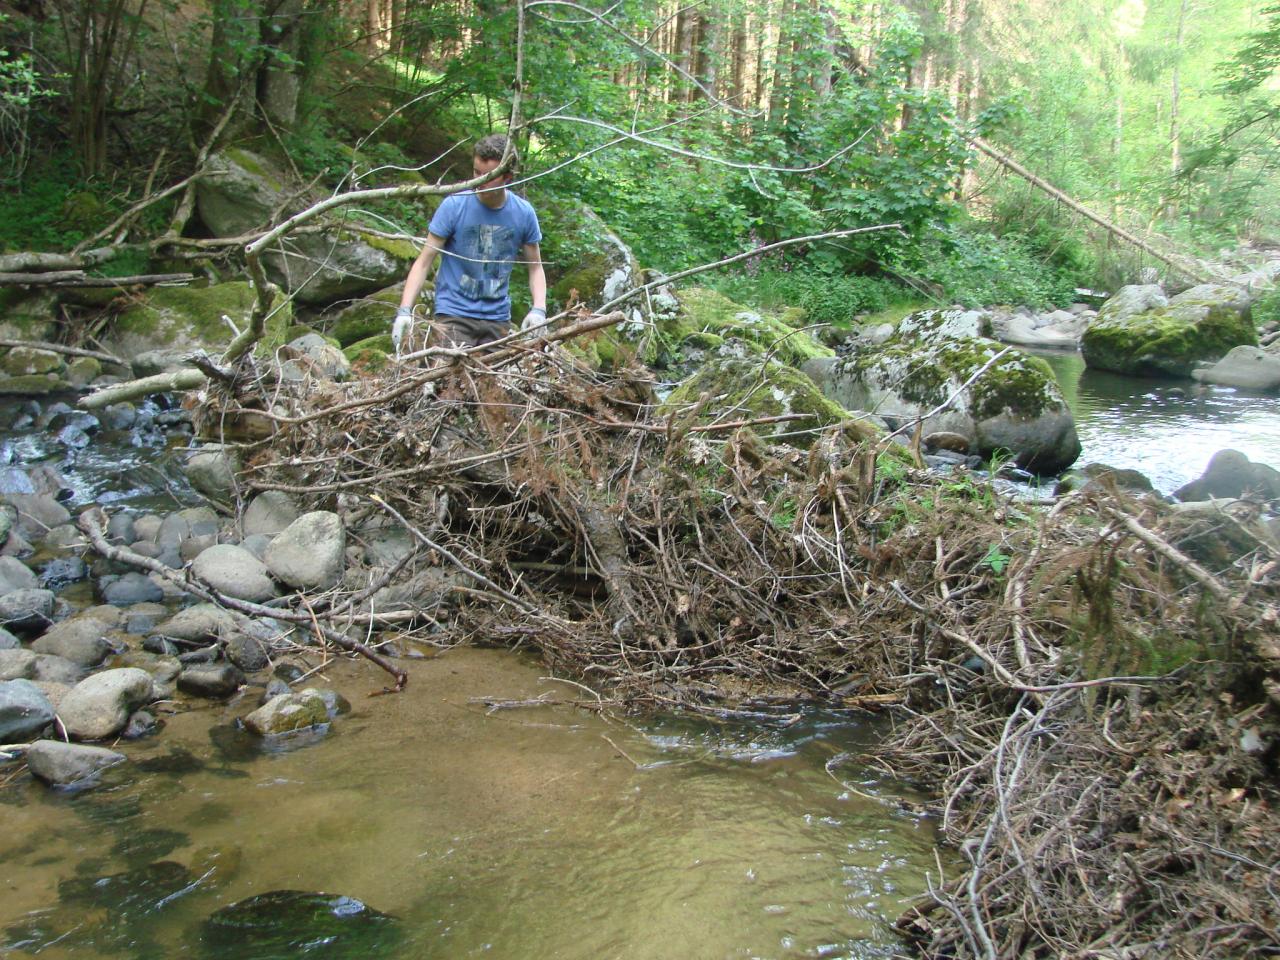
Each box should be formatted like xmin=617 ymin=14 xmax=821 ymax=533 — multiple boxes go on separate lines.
xmin=474 ymin=133 xmax=515 ymax=166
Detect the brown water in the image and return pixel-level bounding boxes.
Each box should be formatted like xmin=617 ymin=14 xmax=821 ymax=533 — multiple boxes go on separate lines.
xmin=2 ymin=649 xmax=941 ymax=960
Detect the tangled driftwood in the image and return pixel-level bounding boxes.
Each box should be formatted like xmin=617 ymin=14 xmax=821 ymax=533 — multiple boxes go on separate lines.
xmin=86 ymin=323 xmax=1280 ymax=958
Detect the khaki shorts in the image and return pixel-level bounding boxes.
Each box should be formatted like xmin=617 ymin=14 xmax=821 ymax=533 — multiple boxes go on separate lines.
xmin=430 ymin=314 xmax=511 ymax=349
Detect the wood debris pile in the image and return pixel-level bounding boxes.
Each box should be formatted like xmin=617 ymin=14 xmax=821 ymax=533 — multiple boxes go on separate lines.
xmin=191 ymin=340 xmax=1279 ymax=958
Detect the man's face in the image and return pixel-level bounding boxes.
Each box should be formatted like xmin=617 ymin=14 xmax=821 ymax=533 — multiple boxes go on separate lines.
xmin=473 ymin=156 xmax=508 ymax=194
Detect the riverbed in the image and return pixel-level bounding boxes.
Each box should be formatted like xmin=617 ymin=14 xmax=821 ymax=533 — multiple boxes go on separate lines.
xmin=2 ymin=650 xmax=938 ymax=959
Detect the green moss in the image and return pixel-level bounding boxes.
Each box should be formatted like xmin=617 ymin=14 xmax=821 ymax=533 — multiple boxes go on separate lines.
xmin=327 ymin=288 xmax=403 ymax=346
xmin=114 ymin=282 xmax=292 ymax=355
xmin=344 ymin=333 xmax=393 ymax=358
xmin=225 ymin=148 xmax=285 ymax=191
xmin=1082 ymin=302 xmax=1256 ymax=377
xmin=2 ymin=346 xmax=63 ymax=376
xmin=0 ymin=373 xmax=68 ymax=395
xmin=670 ymin=287 xmax=834 ymax=366
xmin=66 ymin=356 xmax=102 ymax=387
xmin=847 ymin=337 xmax=1058 ymax=420
xmin=549 ymin=258 xmax=610 ymax=309
xmin=659 ymin=356 xmax=860 ymax=445
xmin=355 ymin=231 xmax=420 ymax=262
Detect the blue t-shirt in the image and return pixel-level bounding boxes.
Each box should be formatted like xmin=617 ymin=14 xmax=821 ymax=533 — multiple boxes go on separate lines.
xmin=428 ymin=191 xmax=542 ymax=322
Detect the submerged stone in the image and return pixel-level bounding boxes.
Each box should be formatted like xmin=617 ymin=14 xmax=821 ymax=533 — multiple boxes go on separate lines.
xmin=201 ymin=890 xmax=399 ymax=959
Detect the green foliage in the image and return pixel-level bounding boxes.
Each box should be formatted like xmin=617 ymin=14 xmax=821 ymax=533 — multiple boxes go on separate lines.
xmin=981 ymin=544 xmax=1011 ymax=576
xmin=0 ymin=162 xmax=125 ymax=250
xmin=1253 ymin=287 xmax=1280 ymax=330
xmin=901 ymin=228 xmax=1079 ymax=308
xmin=709 ymin=268 xmax=913 ymax=330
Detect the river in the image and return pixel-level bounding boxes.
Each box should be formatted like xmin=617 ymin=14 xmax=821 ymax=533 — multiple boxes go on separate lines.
xmin=1037 ymin=349 xmax=1280 ymax=493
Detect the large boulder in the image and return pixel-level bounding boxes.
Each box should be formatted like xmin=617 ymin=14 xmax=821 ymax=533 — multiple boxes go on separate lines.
xmin=264 ymin=511 xmax=345 ymax=590
xmin=196 ymin=148 xmax=415 ymax=304
xmin=659 ymin=356 xmax=875 ymax=447
xmin=537 ymin=197 xmax=642 ymax=315
xmin=1191 ymin=345 xmax=1280 ymax=391
xmin=1082 ymin=283 xmax=1257 ymax=378
xmin=323 ymin=286 xmax=403 ymax=347
xmin=58 ymin=668 xmax=155 ymax=740
xmin=1174 ymin=449 xmax=1280 ymax=502
xmin=104 ymin=281 xmax=293 ymax=361
xmin=243 ymin=491 xmax=300 ymax=537
xmin=806 ymin=310 xmax=1081 ymax=473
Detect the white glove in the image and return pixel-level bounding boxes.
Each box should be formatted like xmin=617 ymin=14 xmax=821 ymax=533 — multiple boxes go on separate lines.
xmin=392 ymin=307 xmax=414 ymax=355
xmin=520 ymin=307 xmax=548 ymax=333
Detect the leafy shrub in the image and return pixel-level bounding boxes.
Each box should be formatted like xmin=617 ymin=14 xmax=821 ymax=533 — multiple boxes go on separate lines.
xmin=903 ymin=229 xmax=1079 ymax=308
xmin=710 ymin=267 xmax=912 ymax=329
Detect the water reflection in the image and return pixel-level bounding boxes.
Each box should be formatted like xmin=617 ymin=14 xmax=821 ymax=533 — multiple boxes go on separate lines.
xmin=1037 ymin=350 xmax=1280 ymax=493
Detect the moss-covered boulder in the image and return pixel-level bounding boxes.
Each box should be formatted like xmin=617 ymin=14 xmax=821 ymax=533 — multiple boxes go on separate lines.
xmin=806 ymin=319 xmax=1081 ymax=473
xmin=533 ymin=196 xmax=641 ymax=315
xmin=104 ymin=282 xmax=292 ymax=360
xmin=0 ymin=289 xmax=58 ymax=341
xmin=195 ymin=149 xmax=415 ymax=305
xmin=655 ymin=287 xmax=834 ymax=369
xmin=342 ymin=334 xmax=393 ymax=374
xmin=659 ymin=356 xmax=876 ymax=446
xmin=1082 ymin=284 xmax=1257 ymax=378
xmin=0 ymin=373 xmax=69 ymax=396
xmin=323 ymin=286 xmax=409 ymax=346
xmin=1 ymin=346 xmax=64 ymax=377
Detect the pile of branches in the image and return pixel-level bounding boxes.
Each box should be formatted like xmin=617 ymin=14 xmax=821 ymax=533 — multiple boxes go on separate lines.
xmin=193 ymin=335 xmax=1279 ymax=958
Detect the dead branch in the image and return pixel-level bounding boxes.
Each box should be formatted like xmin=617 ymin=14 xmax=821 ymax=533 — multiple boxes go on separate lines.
xmin=0 ymin=339 xmax=124 ymax=366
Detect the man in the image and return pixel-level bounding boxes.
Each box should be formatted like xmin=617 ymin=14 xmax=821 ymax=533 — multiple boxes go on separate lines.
xmin=394 ymin=133 xmax=547 ymax=352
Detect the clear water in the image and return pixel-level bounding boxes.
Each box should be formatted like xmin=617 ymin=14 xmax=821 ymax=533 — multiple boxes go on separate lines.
xmin=1036 ymin=349 xmax=1280 ymax=493
xmin=2 ymin=652 xmax=940 ymax=959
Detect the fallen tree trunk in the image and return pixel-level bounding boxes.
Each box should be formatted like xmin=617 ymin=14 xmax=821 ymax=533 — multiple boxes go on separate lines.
xmin=0 ymin=271 xmax=194 ymax=288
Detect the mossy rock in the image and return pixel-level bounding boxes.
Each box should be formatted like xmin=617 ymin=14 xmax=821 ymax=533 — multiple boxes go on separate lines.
xmin=659 ymin=356 xmax=863 ymax=446
xmin=106 ymin=282 xmax=292 ymax=359
xmin=1082 ymin=296 xmax=1257 ymax=378
xmin=343 ymin=334 xmax=393 ymax=374
xmin=663 ymin=287 xmax=834 ymax=367
xmin=0 ymin=289 xmax=58 ymax=340
xmin=533 ymin=195 xmax=639 ymax=311
xmin=0 ymin=373 xmax=69 ymax=395
xmin=324 ymin=287 xmax=406 ymax=346
xmin=66 ymin=356 xmax=102 ymax=387
xmin=202 ymin=889 xmax=400 ymax=956
xmin=808 ymin=333 xmax=1081 ymax=473
xmin=1 ymin=346 xmax=64 ymax=377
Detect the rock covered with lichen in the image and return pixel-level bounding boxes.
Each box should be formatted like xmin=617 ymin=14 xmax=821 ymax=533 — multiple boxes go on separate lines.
xmin=195 ymin=148 xmax=416 ymax=304
xmin=1082 ymin=282 xmax=1258 ymax=377
xmin=102 ymin=281 xmax=294 ymax=364
xmin=804 ymin=308 xmax=1081 ymax=473
xmin=659 ymin=355 xmax=881 ymax=446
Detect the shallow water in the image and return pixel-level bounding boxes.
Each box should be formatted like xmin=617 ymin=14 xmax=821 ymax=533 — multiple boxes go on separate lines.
xmin=1037 ymin=350 xmax=1280 ymax=493
xmin=2 ymin=651 xmax=940 ymax=960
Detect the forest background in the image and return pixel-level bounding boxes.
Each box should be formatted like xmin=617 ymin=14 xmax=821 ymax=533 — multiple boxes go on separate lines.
xmin=0 ymin=0 xmax=1277 ymax=322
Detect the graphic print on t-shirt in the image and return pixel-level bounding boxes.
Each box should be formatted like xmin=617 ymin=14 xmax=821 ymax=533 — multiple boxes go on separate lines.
xmin=457 ymin=223 xmax=516 ymax=300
